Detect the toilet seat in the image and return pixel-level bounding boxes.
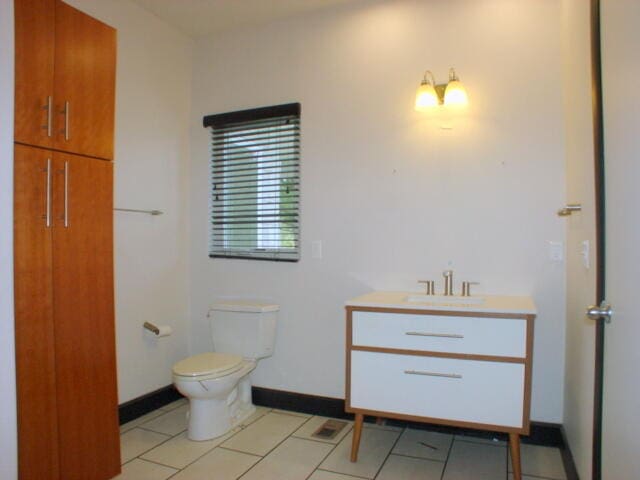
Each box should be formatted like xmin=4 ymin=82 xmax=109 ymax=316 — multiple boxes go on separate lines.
xmin=173 ymin=353 xmax=244 ymax=380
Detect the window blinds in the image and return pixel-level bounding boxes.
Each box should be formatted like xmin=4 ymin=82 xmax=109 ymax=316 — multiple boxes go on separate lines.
xmin=204 ymin=103 xmax=301 ymax=261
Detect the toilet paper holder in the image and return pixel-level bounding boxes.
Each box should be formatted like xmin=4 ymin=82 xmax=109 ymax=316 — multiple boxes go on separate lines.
xmin=143 ymin=322 xmax=160 ymax=335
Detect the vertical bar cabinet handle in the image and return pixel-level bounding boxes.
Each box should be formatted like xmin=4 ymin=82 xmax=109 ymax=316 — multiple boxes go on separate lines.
xmin=64 ymin=101 xmax=70 ymax=141
xmin=45 ymin=158 xmax=51 ymax=227
xmin=64 ymin=161 xmax=69 ymax=227
xmin=43 ymin=96 xmax=52 ymax=137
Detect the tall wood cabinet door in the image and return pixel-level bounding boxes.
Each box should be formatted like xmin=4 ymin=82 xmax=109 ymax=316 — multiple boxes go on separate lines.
xmin=52 ymin=152 xmax=120 ymax=480
xmin=53 ymin=1 xmax=116 ymax=160
xmin=13 ymin=144 xmax=59 ymax=480
xmin=14 ymin=0 xmax=55 ymax=149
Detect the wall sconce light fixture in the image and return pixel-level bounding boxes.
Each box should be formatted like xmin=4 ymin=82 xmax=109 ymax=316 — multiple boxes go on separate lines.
xmin=415 ymin=68 xmax=468 ymax=111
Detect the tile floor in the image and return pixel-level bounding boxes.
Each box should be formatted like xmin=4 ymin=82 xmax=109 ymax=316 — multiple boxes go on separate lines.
xmin=116 ymin=400 xmax=568 ymax=480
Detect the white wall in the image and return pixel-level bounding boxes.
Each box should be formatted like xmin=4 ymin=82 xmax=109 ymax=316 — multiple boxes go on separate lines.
xmin=64 ymin=0 xmax=193 ymax=402
xmin=190 ymin=0 xmax=567 ymax=422
xmin=561 ymin=0 xmax=597 ymax=477
xmin=0 ymin=2 xmax=17 ymax=478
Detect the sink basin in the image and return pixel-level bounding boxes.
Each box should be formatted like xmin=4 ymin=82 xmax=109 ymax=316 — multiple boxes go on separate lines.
xmin=405 ymin=294 xmax=485 ymax=305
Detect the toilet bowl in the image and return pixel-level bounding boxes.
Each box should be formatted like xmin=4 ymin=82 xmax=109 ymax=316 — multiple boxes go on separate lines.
xmin=173 ymin=352 xmax=257 ymax=440
xmin=172 ymin=301 xmax=278 ymax=441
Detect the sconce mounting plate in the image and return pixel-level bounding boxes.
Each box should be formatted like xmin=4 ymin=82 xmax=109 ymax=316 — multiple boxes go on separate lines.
xmin=434 ymin=84 xmax=447 ymax=105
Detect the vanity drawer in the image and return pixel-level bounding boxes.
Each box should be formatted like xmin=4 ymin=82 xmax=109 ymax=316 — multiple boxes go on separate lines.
xmin=351 ymin=311 xmax=526 ymax=358
xmin=350 ymin=350 xmax=525 ymax=428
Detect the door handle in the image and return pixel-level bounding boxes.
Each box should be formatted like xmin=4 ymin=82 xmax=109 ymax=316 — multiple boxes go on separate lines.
xmin=44 ymin=158 xmax=51 ymax=227
xmin=586 ymin=301 xmax=612 ymax=324
xmin=63 ymin=161 xmax=69 ymax=227
xmin=558 ymin=204 xmax=582 ymax=216
xmin=42 ymin=96 xmax=52 ymax=137
xmin=61 ymin=101 xmax=70 ymax=141
xmin=404 ymin=370 xmax=462 ymax=379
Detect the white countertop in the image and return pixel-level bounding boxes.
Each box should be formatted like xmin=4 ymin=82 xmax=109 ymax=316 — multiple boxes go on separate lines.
xmin=345 ymin=291 xmax=536 ymax=315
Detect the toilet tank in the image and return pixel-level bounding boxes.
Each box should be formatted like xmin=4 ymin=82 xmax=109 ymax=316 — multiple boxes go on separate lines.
xmin=209 ymin=301 xmax=279 ymax=360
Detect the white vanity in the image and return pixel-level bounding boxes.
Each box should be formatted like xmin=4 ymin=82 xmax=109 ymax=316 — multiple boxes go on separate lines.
xmin=345 ymin=291 xmax=536 ymax=480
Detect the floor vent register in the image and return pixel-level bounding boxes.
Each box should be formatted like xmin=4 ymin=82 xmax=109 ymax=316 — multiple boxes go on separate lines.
xmin=312 ymin=419 xmax=348 ymax=440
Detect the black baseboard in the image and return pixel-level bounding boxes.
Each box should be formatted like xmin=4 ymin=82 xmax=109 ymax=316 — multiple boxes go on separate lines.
xmin=252 ymin=386 xmax=350 ymax=419
xmin=118 ymin=385 xmax=183 ymax=425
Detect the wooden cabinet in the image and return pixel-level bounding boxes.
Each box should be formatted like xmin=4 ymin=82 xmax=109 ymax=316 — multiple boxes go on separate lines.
xmin=345 ymin=295 xmax=535 ymax=480
xmin=14 ymin=0 xmax=55 ymax=149
xmin=14 ymin=0 xmax=116 ymax=160
xmin=14 ymin=1 xmax=119 ymax=479
xmin=14 ymin=145 xmax=120 ymax=480
xmin=13 ymin=145 xmax=59 ymax=479
xmin=52 ymin=152 xmax=119 ymax=479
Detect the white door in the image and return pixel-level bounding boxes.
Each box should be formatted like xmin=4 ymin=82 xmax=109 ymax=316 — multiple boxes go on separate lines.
xmin=600 ymin=1 xmax=640 ymax=478
xmin=560 ymin=1 xmax=598 ymax=477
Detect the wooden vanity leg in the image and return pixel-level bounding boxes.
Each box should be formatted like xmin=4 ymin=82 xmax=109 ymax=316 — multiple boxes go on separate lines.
xmin=509 ymin=433 xmax=522 ymax=480
xmin=350 ymin=413 xmax=364 ymax=462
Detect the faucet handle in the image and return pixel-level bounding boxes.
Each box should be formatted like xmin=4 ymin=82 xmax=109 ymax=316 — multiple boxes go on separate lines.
xmin=418 ymin=280 xmax=435 ymax=295
xmin=461 ymin=281 xmax=480 ymax=297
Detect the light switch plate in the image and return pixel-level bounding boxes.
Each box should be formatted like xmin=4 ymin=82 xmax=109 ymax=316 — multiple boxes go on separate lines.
xmin=580 ymin=240 xmax=590 ymax=269
xmin=549 ymin=241 xmax=564 ymax=262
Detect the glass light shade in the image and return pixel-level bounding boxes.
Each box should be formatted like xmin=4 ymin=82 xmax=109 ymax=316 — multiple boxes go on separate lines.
xmin=415 ymin=82 xmax=439 ymax=111
xmin=444 ymin=80 xmax=468 ymax=107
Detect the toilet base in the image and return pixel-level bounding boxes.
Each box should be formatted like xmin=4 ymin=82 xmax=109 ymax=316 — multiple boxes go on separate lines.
xmin=185 ymin=372 xmax=256 ymax=441
xmin=187 ymin=400 xmax=255 ymax=441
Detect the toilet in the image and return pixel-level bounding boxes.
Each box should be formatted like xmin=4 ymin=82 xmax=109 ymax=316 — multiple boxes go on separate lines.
xmin=172 ymin=300 xmax=278 ymax=441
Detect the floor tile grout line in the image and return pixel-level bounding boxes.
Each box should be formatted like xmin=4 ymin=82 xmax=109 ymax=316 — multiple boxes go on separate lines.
xmin=120 ymin=410 xmax=167 ymax=432
xmin=125 ymin=409 xmax=255 ymax=472
xmin=164 ymin=443 xmax=262 ymax=480
xmin=216 ymin=445 xmax=265 ymax=458
xmin=453 ymin=437 xmax=507 ymax=448
xmin=129 ymin=408 xmax=274 ymax=476
xmin=126 ymin=456 xmax=179 ymax=474
xmin=121 ymin=427 xmax=176 ymax=466
xmin=439 ymin=432 xmax=456 ymax=480
xmin=149 ymin=429 xmax=263 ymax=479
xmin=505 ymin=438 xmax=509 ymax=480
xmin=371 ymin=425 xmax=404 ymax=479
xmin=301 ymin=427 xmax=348 ymax=480
xmin=312 ymin=419 xmax=398 ymax=480
xmin=136 ymin=425 xmax=187 ymax=437
xmin=141 ymin=419 xmax=254 ymax=471
xmin=315 ymin=467 xmax=372 ymax=479
xmin=388 ymin=452 xmax=448 ymax=463
xmin=239 ymin=408 xmax=273 ymax=428
xmin=506 ymin=446 xmax=568 ymax=480
xmin=134 ymin=456 xmax=182 ymax=471
xmin=234 ymin=414 xmax=315 ymax=479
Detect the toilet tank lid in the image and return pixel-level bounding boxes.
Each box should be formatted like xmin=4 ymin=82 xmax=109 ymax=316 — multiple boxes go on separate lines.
xmin=210 ymin=300 xmax=280 ymax=313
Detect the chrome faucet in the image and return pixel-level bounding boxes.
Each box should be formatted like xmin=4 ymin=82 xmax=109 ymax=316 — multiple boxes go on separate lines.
xmin=443 ymin=270 xmax=454 ymax=296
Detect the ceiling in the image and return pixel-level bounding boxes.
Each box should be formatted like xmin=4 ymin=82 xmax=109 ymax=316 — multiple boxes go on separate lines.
xmin=131 ymin=0 xmax=362 ymax=37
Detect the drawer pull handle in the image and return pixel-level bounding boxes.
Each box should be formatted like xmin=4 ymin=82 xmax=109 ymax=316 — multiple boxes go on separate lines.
xmin=405 ymin=331 xmax=464 ymax=339
xmin=404 ymin=370 xmax=462 ymax=379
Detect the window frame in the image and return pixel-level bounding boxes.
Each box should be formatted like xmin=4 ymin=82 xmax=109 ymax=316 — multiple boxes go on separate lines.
xmin=204 ymin=103 xmax=301 ymax=262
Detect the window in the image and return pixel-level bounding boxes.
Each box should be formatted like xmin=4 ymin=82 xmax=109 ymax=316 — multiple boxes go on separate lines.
xmin=204 ymin=103 xmax=301 ymax=261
